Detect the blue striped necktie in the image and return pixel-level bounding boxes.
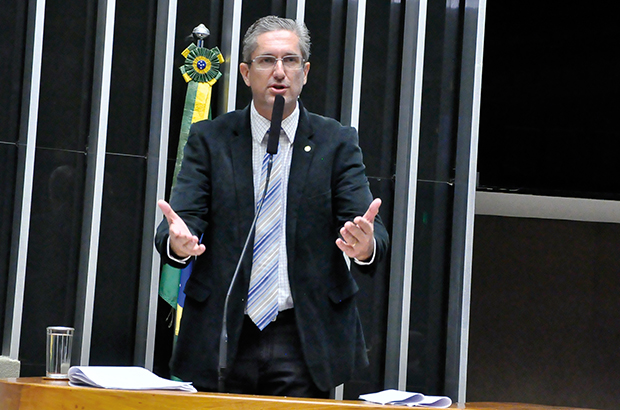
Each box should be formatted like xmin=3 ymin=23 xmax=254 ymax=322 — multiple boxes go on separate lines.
xmin=247 ymin=133 xmax=284 ymax=330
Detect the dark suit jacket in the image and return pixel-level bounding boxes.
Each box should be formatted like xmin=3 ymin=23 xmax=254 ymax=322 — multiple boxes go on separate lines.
xmin=155 ymin=101 xmax=389 ymax=392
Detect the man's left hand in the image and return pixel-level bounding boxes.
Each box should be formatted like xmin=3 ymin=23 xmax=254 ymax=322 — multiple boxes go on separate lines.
xmin=336 ymin=198 xmax=382 ymax=262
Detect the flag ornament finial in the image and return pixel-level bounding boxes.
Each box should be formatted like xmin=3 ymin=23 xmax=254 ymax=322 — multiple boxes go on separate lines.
xmin=180 ymin=43 xmax=224 ymax=84
xmin=192 ymin=23 xmax=210 ymax=40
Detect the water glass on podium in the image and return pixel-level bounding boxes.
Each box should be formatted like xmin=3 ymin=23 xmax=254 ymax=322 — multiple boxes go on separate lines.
xmin=46 ymin=326 xmax=73 ymax=379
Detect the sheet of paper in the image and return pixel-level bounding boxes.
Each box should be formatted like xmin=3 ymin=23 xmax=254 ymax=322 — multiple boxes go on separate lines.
xmin=359 ymin=389 xmax=424 ymax=405
xmin=414 ymin=395 xmax=453 ymax=408
xmin=359 ymin=389 xmax=452 ymax=408
xmin=68 ymin=366 xmax=197 ymax=392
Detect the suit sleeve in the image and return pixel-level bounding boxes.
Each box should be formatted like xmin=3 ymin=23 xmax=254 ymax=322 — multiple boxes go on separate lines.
xmin=331 ymin=126 xmax=389 ymax=273
xmin=155 ymin=121 xmax=212 ymax=265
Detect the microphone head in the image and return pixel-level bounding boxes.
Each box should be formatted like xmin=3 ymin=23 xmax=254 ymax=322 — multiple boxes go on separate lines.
xmin=267 ymin=95 xmax=285 ymax=155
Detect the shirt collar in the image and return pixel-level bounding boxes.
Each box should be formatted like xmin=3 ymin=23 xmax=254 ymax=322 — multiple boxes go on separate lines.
xmin=250 ymin=100 xmax=299 ymax=145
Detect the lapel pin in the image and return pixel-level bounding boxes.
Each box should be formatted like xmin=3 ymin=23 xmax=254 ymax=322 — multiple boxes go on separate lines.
xmin=304 ymin=145 xmax=311 ymax=152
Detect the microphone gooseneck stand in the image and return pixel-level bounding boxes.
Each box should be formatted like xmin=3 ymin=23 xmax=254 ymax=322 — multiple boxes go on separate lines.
xmin=217 ymin=95 xmax=285 ymax=393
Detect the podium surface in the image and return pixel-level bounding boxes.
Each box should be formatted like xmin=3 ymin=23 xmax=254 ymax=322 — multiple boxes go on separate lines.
xmin=0 ymin=377 xmax=598 ymax=410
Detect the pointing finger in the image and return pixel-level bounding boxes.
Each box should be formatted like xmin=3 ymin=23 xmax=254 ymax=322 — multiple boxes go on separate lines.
xmin=158 ymin=199 xmax=178 ymax=224
xmin=362 ymin=198 xmax=382 ymax=224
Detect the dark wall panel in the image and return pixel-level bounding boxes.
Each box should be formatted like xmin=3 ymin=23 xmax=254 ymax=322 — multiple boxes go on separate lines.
xmin=0 ymin=0 xmax=26 ymax=144
xmin=469 ymin=215 xmax=620 ymax=410
xmin=407 ymin=181 xmax=452 ymax=394
xmin=0 ymin=0 xmax=27 ymax=351
xmin=0 ymin=144 xmax=18 ymax=352
xmin=21 ymin=150 xmax=86 ymax=376
xmin=106 ymin=0 xmax=157 ymax=156
xmin=303 ymin=0 xmax=346 ymax=120
xmin=477 ymin=3 xmax=620 ymax=199
xmin=35 ymin=0 xmax=96 ymax=151
xmin=357 ymin=0 xmax=401 ymax=181
xmin=91 ymin=154 xmax=147 ymax=365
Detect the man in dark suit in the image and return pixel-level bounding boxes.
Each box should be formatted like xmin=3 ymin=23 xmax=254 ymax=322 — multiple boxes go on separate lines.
xmin=155 ymin=15 xmax=389 ymax=398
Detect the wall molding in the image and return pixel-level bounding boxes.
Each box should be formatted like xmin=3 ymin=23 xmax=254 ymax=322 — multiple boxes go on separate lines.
xmin=476 ymin=191 xmax=620 ymax=224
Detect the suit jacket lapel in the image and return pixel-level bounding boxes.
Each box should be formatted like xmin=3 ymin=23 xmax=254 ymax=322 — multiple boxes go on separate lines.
xmin=229 ymin=107 xmax=255 ymax=278
xmin=286 ymin=103 xmax=315 ymax=271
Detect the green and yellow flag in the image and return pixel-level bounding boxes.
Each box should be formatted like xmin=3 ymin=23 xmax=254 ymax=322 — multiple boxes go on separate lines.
xmin=159 ymin=30 xmax=224 ymax=341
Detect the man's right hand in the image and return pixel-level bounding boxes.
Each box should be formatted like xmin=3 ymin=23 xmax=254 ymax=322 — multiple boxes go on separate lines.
xmin=158 ymin=199 xmax=206 ymax=258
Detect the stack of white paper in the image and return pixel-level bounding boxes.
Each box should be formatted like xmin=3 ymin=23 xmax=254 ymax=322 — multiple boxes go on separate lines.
xmin=68 ymin=366 xmax=197 ymax=392
xmin=359 ymin=389 xmax=452 ymax=408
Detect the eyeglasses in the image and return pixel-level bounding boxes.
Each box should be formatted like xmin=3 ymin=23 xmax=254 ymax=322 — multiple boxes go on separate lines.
xmin=248 ymin=55 xmax=306 ymax=71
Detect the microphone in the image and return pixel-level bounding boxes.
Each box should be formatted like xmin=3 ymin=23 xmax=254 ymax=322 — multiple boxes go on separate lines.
xmin=218 ymin=95 xmax=285 ymax=392
xmin=267 ymin=95 xmax=284 ymax=155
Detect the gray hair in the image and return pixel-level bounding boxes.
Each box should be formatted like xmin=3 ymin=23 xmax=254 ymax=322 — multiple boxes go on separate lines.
xmin=242 ymin=16 xmax=311 ymax=63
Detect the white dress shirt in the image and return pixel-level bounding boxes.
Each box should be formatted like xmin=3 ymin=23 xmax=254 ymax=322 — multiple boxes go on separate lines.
xmin=250 ymin=100 xmax=298 ymax=311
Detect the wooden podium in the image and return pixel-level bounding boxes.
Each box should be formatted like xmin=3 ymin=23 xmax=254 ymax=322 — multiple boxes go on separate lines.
xmin=0 ymin=378 xmax=598 ymax=410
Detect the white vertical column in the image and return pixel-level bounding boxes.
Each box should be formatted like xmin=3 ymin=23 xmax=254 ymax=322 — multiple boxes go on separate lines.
xmin=73 ymin=0 xmax=116 ymax=366
xmin=341 ymin=0 xmax=367 ymax=128
xmin=445 ymin=0 xmax=487 ymax=402
xmin=220 ymin=0 xmax=243 ymax=114
xmin=384 ymin=0 xmax=428 ymax=391
xmin=331 ymin=0 xmax=368 ymax=399
xmin=286 ymin=0 xmax=306 ymax=23
xmin=2 ymin=0 xmax=46 ymax=361
xmin=136 ymin=0 xmax=179 ymax=370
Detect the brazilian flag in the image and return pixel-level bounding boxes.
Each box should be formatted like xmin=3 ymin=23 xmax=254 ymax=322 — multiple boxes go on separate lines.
xmin=159 ymin=41 xmax=224 ymax=344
